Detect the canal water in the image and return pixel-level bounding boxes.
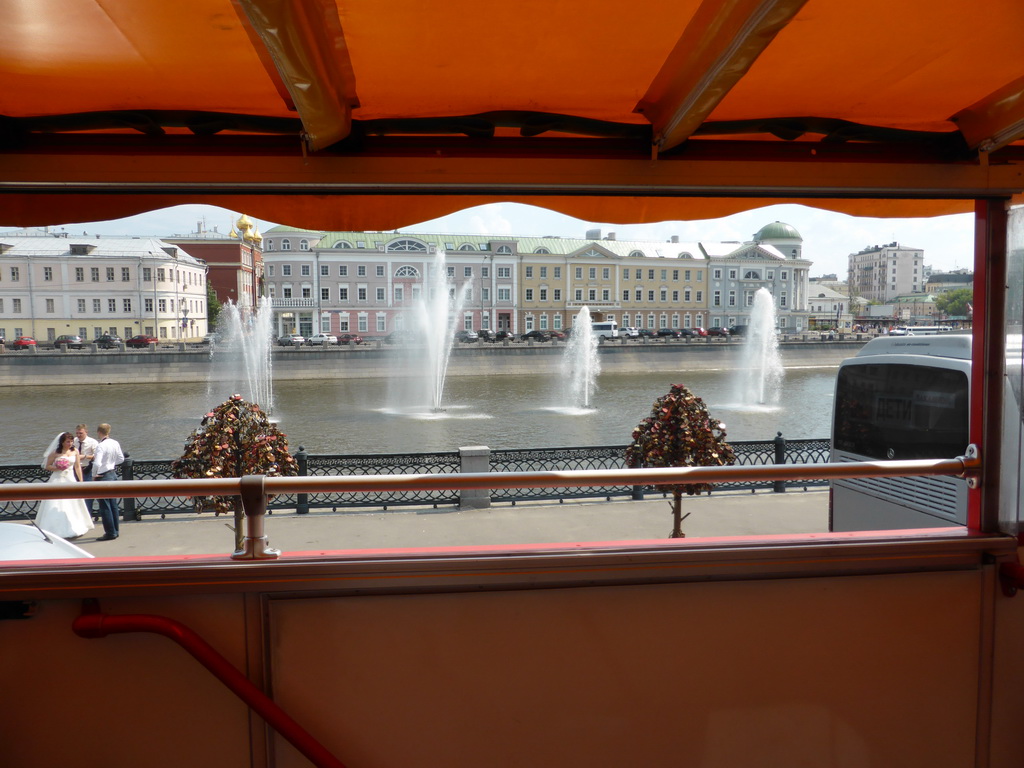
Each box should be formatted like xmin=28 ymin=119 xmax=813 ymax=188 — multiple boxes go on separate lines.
xmin=6 ymin=366 xmax=838 ymax=465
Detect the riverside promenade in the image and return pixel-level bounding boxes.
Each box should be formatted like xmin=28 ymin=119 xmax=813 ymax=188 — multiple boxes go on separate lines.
xmin=73 ymin=488 xmax=829 ymax=558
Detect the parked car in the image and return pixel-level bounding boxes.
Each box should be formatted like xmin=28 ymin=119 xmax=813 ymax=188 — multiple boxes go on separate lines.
xmin=95 ymin=334 xmax=123 ymax=348
xmin=636 ymin=329 xmax=654 ymax=338
xmin=706 ymin=327 xmax=730 ymax=337
xmin=125 ymin=334 xmax=159 ymax=348
xmin=276 ymin=334 xmax=305 ymax=346
xmin=548 ymin=330 xmax=567 ymax=341
xmin=521 ymin=330 xmax=552 ymax=342
xmin=692 ymin=327 xmax=709 ymax=337
xmin=655 ymin=328 xmax=682 ymax=339
xmin=454 ymin=330 xmax=479 ymax=343
xmin=727 ymin=325 xmax=748 ymax=337
xmin=384 ymin=330 xmax=419 ymax=345
xmin=10 ymin=336 xmax=37 ymax=350
xmin=307 ymin=333 xmax=338 ymax=346
xmin=493 ymin=330 xmax=514 ymax=342
xmin=337 ymin=333 xmax=364 ymax=345
xmin=620 ymin=326 xmax=640 ymax=338
xmin=678 ymin=328 xmax=700 ymax=338
xmin=476 ymin=329 xmax=496 ymax=342
xmin=53 ymin=334 xmax=87 ymax=349
xmin=201 ymin=332 xmax=218 ymax=345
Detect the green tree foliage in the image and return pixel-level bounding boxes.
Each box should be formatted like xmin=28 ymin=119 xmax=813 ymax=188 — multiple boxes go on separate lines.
xmin=626 ymin=384 xmax=736 ymax=537
xmin=934 ymin=287 xmax=973 ymax=317
xmin=207 ymin=283 xmax=223 ymax=329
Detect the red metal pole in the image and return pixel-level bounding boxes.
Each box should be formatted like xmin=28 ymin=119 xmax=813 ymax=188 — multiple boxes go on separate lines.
xmin=73 ymin=608 xmax=347 ymax=768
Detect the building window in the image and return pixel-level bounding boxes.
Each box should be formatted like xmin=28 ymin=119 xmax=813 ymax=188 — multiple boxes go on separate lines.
xmin=375 ymin=265 xmax=385 ymax=277
xmin=282 ymin=265 xmax=292 ymax=276
xmin=339 ymin=265 xmax=348 ymax=276
xmin=588 ymin=290 xmax=597 ymax=301
xmin=589 ymin=268 xmax=597 ymax=280
xmin=45 ymin=298 xmax=55 ymax=313
xmin=696 ymin=291 xmax=703 ymax=302
xmin=672 ymin=291 xmax=679 ymax=302
xmin=299 ymin=239 xmax=309 ymax=251
xmin=357 ymin=266 xmax=366 ymax=277
xmin=553 ymin=289 xmax=561 ymax=301
xmin=525 ymin=289 xmax=534 ymax=301
xmin=43 ymin=267 xmax=53 ymax=281
xmin=497 ymin=267 xmax=511 ymax=279
xmin=575 ymin=290 xmax=583 ymax=301
xmin=526 ymin=267 xmax=534 ymax=278
xmin=12 ymin=299 xmax=21 ymax=312
xmin=481 ymin=287 xmax=490 ymax=302
xmin=123 ymin=299 xmax=132 ymax=312
xmin=713 ymin=269 xmax=722 ymax=280
xmin=77 ymin=299 xmax=86 ymax=313
xmin=122 ymin=267 xmax=131 ymax=281
xmin=673 ymin=270 xmax=679 ymax=280
xmin=10 ymin=267 xmax=19 ymax=281
xmin=93 ymin=299 xmax=102 ymax=312
xmin=623 ymin=268 xmax=630 ymax=279
xmin=635 ymin=289 xmax=643 ymax=301
xmin=728 ymin=290 xmax=736 ymax=307
xmin=539 ymin=267 xmax=547 ymax=278
xmin=575 ymin=267 xmax=583 ymax=279
xmin=660 ymin=289 xmax=667 ymax=301
xmin=481 ymin=266 xmax=489 ymax=278
xmin=539 ymin=288 xmax=548 ymax=301
xmin=376 ymin=287 xmax=385 ymax=301
xmin=394 ymin=286 xmax=404 ymax=302
xmin=75 ymin=267 xmax=85 ymax=282
xmin=554 ymin=267 xmax=561 ymax=278
xmin=339 ymin=287 xmax=349 ymax=301
xmin=603 ymin=268 xmax=610 ymax=279
xmin=780 ymin=292 xmax=788 ymax=308
xmin=282 ymin=287 xmax=292 ymax=299
xmin=358 ymin=316 xmax=368 ymax=332
xmin=781 ymin=271 xmax=789 ymax=280
xmin=387 ymin=239 xmax=428 ymax=252
xmin=497 ymin=288 xmax=511 ymax=301
xmin=463 ymin=266 xmax=472 ymax=278
xmin=357 ymin=287 xmax=367 ymax=301
xmin=106 ymin=267 xmax=115 ymax=281
xmin=377 ymin=315 xmax=386 ymax=332
xmin=281 ymin=239 xmax=291 ymax=250
xmin=321 ymin=288 xmax=330 ymax=301
xmin=648 ymin=291 xmax=655 ymax=302
xmin=320 ymin=265 xmax=329 ymax=276
xmin=301 ymin=265 xmax=311 ymax=277
xmin=713 ymin=291 xmax=721 ymax=307
xmin=623 ymin=289 xmax=630 ymax=301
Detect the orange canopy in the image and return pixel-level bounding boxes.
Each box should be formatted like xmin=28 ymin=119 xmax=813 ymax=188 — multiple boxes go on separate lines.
xmin=1 ymin=0 xmax=1023 ymax=228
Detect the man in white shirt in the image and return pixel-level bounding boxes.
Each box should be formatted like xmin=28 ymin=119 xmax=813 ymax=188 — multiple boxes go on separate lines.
xmin=92 ymin=423 xmax=125 ymax=541
xmin=74 ymin=423 xmax=99 ymax=518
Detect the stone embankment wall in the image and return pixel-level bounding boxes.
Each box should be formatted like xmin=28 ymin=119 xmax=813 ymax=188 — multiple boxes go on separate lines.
xmin=0 ymin=339 xmax=863 ymax=387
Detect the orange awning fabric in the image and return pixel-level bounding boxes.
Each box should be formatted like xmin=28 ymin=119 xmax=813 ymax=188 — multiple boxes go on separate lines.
xmin=1 ymin=0 xmax=1023 ymax=227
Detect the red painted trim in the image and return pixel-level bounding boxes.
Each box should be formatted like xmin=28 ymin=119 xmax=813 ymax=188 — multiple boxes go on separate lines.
xmin=72 ymin=608 xmax=347 ymax=768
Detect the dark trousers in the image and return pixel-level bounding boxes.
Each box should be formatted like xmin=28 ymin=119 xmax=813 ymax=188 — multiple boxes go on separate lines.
xmin=94 ymin=469 xmax=120 ymax=536
xmin=81 ymin=464 xmax=94 ymax=514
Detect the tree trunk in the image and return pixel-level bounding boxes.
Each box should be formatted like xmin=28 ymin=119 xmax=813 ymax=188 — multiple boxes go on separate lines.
xmin=670 ymin=489 xmax=686 ymax=538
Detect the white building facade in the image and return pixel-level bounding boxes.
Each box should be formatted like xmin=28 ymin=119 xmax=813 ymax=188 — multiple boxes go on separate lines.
xmin=0 ymin=236 xmax=209 ymax=342
xmin=847 ymin=242 xmax=926 ymax=302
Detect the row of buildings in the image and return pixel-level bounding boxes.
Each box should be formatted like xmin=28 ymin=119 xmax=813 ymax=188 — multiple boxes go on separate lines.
xmin=0 ymin=215 xmax=970 ymax=343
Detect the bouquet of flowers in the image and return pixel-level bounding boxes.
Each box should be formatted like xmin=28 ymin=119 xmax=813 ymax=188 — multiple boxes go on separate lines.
xmin=54 ymin=455 xmax=72 ymax=471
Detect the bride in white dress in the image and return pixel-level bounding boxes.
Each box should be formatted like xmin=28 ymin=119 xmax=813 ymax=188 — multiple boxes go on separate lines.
xmin=35 ymin=431 xmax=94 ymax=539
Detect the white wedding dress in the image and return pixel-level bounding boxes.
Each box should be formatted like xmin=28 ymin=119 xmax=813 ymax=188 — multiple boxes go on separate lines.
xmin=35 ymin=465 xmax=94 ymax=539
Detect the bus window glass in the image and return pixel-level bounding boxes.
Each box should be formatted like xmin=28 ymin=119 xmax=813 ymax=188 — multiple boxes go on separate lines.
xmin=834 ymin=364 xmax=969 ymax=460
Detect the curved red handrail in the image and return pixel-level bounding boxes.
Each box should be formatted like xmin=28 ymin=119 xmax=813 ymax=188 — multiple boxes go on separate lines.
xmin=73 ymin=607 xmax=347 ymax=768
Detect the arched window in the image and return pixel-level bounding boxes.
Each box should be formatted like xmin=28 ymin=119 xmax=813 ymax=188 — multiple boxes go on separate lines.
xmin=281 ymin=239 xmax=291 ymax=251
xmin=265 ymin=239 xmax=274 ymax=250
xmin=629 ymin=250 xmax=644 ymax=259
xmin=496 ymin=246 xmax=512 ymax=255
xmin=395 ymin=265 xmax=420 ymax=278
xmin=300 ymin=239 xmax=309 ymax=251
xmin=581 ymin=248 xmax=601 ymax=258
xmin=386 ymin=239 xmax=428 ymax=252
xmin=534 ymin=248 xmax=550 ymax=254
xmin=334 ymin=241 xmax=352 ymax=249
xmin=678 ymin=252 xmax=693 ymax=259
xmin=745 ymin=270 xmax=761 ymax=280
xmin=458 ymin=243 xmax=475 ymax=251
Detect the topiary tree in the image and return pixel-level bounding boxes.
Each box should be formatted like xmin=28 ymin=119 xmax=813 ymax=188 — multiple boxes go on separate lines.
xmin=625 ymin=383 xmax=736 ymax=538
xmin=172 ymin=394 xmax=298 ymax=549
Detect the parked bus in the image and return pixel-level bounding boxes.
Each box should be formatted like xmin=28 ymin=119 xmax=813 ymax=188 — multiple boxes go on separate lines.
xmin=591 ymin=321 xmax=618 ymax=340
xmin=830 ymin=334 xmax=971 ymax=531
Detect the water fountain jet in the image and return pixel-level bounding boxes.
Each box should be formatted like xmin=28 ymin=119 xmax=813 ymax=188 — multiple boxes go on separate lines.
xmin=734 ymin=287 xmax=784 ymax=406
xmin=561 ymin=307 xmax=600 ymax=410
xmin=208 ymin=297 xmax=274 ymax=412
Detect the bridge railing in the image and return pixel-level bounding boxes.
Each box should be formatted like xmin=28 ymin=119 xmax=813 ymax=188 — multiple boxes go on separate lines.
xmin=0 ymin=435 xmax=830 ymax=520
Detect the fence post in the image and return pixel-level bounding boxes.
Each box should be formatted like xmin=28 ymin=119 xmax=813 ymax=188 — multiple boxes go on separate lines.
xmin=773 ymin=432 xmax=786 ymax=493
xmin=295 ymin=446 xmax=309 ymax=514
xmin=120 ymin=455 xmax=137 ymax=520
xmin=459 ymin=445 xmax=491 ymax=509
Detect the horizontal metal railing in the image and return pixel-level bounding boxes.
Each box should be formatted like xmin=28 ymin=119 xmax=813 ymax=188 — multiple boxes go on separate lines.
xmin=0 ymin=455 xmax=979 ymax=503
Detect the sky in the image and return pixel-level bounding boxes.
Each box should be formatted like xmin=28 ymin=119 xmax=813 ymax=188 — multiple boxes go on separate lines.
xmin=3 ymin=202 xmax=975 ymax=279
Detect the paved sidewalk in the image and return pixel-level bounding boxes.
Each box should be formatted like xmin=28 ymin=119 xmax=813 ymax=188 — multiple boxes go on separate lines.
xmin=74 ymin=489 xmax=830 ymax=558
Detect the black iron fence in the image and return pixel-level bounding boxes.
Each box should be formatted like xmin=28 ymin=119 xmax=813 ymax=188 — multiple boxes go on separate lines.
xmin=0 ymin=435 xmax=830 ymax=520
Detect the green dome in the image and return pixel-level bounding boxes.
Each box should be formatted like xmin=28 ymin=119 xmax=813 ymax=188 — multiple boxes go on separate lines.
xmin=754 ymin=221 xmax=802 ymax=241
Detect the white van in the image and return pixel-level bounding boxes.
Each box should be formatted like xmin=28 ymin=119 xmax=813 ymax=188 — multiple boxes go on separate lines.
xmin=830 ymin=334 xmax=972 ymax=531
xmin=591 ymin=321 xmax=619 ymax=340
